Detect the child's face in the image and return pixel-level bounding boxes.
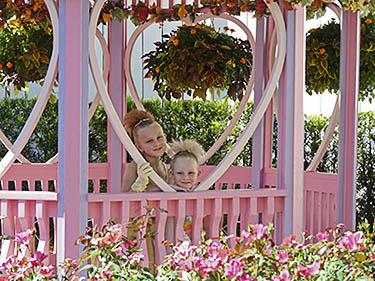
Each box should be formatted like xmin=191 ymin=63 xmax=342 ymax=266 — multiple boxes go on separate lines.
xmin=172 ymin=156 xmax=199 ymax=190
xmin=135 ymin=123 xmax=167 ymax=159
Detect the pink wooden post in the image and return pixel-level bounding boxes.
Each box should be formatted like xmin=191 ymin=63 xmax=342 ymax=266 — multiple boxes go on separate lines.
xmin=337 ymin=10 xmax=360 ymax=231
xmin=252 ymin=17 xmax=275 ymax=189
xmin=277 ymin=5 xmax=304 ymax=239
xmin=108 ymin=10 xmax=125 ymax=193
xmin=57 ymin=0 xmax=89 ymax=262
xmin=252 ymin=18 xmax=266 ymax=189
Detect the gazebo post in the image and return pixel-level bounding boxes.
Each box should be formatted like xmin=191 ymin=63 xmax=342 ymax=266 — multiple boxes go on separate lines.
xmin=57 ymin=0 xmax=89 ymax=263
xmin=108 ymin=17 xmax=126 ymax=193
xmin=337 ymin=10 xmax=360 ymax=231
xmin=277 ymin=5 xmax=305 ymax=239
xmin=252 ymin=17 xmax=275 ymax=190
xmin=252 ymin=18 xmax=267 ymax=189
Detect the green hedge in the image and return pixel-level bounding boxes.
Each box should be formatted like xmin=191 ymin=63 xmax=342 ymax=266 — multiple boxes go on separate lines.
xmin=0 ymin=97 xmax=374 ymax=228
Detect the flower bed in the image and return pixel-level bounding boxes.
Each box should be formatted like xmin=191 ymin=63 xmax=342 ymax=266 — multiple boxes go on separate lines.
xmin=1 ymin=211 xmax=375 ymax=280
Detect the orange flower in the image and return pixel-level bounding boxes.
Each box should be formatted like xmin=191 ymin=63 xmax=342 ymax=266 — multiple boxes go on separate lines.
xmin=195 ymin=24 xmax=201 ymax=29
xmin=0 ymin=64 xmax=2 ymax=69
xmin=319 ymin=48 xmax=326 ymax=54
xmin=190 ymin=29 xmax=196 ymax=34
xmin=365 ymin=19 xmax=372 ymax=24
xmin=178 ymin=4 xmax=188 ymax=20
xmin=147 ymin=73 xmax=152 ymax=78
xmin=224 ymin=26 xmax=230 ymax=31
xmin=173 ymin=39 xmax=179 ymax=46
xmin=306 ymin=36 xmax=310 ymax=41
xmin=155 ymin=67 xmax=160 ymax=73
xmin=6 ymin=62 xmax=13 ymax=68
xmin=102 ymin=13 xmax=111 ymax=23
xmin=227 ymin=60 xmax=232 ymax=65
xmin=149 ymin=3 xmax=157 ymax=12
xmin=240 ymin=3 xmax=248 ymax=12
xmin=240 ymin=58 xmax=246 ymax=64
xmin=170 ymin=35 xmax=176 ymax=41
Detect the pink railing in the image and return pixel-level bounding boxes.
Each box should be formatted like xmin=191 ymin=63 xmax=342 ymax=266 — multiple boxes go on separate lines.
xmin=304 ymin=171 xmax=338 ymax=234
xmin=0 ymin=191 xmax=58 ymax=265
xmin=88 ymin=188 xmax=287 ymax=264
xmin=0 ymin=163 xmax=337 ymax=265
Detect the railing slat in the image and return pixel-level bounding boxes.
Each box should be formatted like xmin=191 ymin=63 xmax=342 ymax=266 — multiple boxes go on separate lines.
xmin=209 ymin=198 xmax=222 ymax=237
xmin=192 ymin=199 xmax=204 ymax=243
xmin=155 ymin=200 xmax=168 ymax=264
xmin=175 ymin=199 xmax=186 ymax=242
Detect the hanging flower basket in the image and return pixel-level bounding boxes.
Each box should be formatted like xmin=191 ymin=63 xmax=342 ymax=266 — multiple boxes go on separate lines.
xmin=0 ymin=1 xmax=52 ymax=92
xmin=305 ymin=14 xmax=375 ymax=101
xmin=142 ymin=24 xmax=252 ymax=101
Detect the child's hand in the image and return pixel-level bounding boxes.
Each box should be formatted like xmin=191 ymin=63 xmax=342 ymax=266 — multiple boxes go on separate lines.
xmin=131 ymin=162 xmax=153 ymax=192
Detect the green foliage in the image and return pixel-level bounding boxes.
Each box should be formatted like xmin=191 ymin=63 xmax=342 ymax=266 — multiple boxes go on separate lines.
xmin=142 ymin=24 xmax=252 ymax=101
xmin=357 ymin=111 xmax=375 ymax=231
xmin=0 ymin=96 xmax=57 ymax=163
xmin=306 ymin=15 xmax=375 ymax=102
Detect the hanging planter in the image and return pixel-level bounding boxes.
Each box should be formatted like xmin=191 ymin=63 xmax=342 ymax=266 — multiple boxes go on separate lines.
xmin=0 ymin=0 xmax=52 ymax=92
xmin=305 ymin=14 xmax=375 ymax=101
xmin=142 ymin=24 xmax=252 ymax=101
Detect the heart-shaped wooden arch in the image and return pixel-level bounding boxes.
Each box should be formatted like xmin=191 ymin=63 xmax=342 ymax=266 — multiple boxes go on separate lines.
xmin=124 ymin=13 xmax=256 ymax=163
xmin=89 ymin=0 xmax=286 ymax=192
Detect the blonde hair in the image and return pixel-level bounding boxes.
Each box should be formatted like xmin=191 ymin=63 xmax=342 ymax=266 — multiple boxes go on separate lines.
xmin=122 ymin=110 xmax=156 ymax=141
xmin=169 ymin=139 xmax=206 ymax=167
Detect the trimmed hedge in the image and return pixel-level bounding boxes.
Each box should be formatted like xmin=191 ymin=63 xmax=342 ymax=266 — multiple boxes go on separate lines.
xmin=0 ymin=97 xmax=373 ymax=228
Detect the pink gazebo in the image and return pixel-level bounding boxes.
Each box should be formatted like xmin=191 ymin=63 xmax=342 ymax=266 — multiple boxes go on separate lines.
xmin=0 ymin=0 xmax=360 ymax=267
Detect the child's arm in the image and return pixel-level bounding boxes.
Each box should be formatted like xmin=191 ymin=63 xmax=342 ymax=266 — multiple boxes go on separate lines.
xmin=121 ymin=161 xmax=138 ymax=192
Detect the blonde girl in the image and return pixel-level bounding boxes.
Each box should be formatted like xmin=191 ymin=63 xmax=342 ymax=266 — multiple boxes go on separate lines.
xmin=169 ymin=139 xmax=206 ymax=192
xmin=168 ymin=139 xmax=206 ymax=241
xmin=121 ymin=110 xmax=169 ymax=193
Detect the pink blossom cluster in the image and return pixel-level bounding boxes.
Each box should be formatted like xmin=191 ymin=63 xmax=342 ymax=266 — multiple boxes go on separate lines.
xmin=339 ymin=231 xmax=364 ymax=251
xmin=241 ymin=224 xmax=269 ymax=241
xmin=0 ymin=251 xmax=55 ymax=281
xmin=91 ymin=224 xmax=123 ymax=246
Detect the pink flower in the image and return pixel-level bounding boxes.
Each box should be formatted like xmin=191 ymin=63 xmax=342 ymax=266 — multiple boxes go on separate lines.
xmin=241 ymin=229 xmax=252 ymax=239
xmin=34 ymin=251 xmax=48 ymax=264
xmin=114 ymin=247 xmax=122 ymax=256
xmin=298 ymin=261 xmax=320 ymax=277
xmin=15 ymin=229 xmax=32 ymax=245
xmin=36 ymin=265 xmax=55 ymax=278
xmin=206 ymin=241 xmax=223 ymax=256
xmin=129 ymin=252 xmax=144 ymax=265
xmin=200 ymin=255 xmax=223 ymax=276
xmin=122 ymin=240 xmax=136 ymax=249
xmin=224 ymin=258 xmax=245 ymax=278
xmin=316 ymin=232 xmax=329 ymax=241
xmin=272 ymin=270 xmax=292 ymax=281
xmin=102 ymin=224 xmax=123 ymax=244
xmin=275 ymin=250 xmax=289 ymax=263
xmin=339 ymin=231 xmax=363 ymax=251
xmin=252 ymin=224 xmax=268 ymax=240
xmin=281 ymin=234 xmax=297 ymax=247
